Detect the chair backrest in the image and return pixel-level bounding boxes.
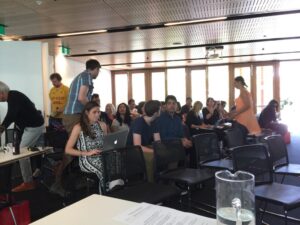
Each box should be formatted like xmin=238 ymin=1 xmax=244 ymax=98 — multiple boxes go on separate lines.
xmin=264 ymin=135 xmax=288 ymax=167
xmin=124 ymin=145 xmax=148 ymax=183
xmin=102 ymin=145 xmax=148 ymax=186
xmin=232 ymin=144 xmax=273 ymax=184
xmin=192 ymin=133 xmax=220 ymax=165
xmin=44 ymin=126 xmax=68 ymax=148
xmin=152 ymin=139 xmax=186 ymax=179
xmin=224 ymin=127 xmax=246 ymax=148
xmin=102 ymin=149 xmax=126 ymax=184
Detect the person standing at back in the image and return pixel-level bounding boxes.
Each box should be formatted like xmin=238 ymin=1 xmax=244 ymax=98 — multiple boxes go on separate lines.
xmin=0 ymin=81 xmax=44 ymax=192
xmin=229 ymin=76 xmax=261 ymax=135
xmin=63 ymin=59 xmax=101 ymax=134
xmin=49 ymin=73 xmax=69 ymax=128
xmin=51 ymin=59 xmax=101 ymax=196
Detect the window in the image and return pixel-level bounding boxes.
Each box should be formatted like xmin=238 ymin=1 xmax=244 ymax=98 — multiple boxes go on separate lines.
xmin=132 ymin=72 xmax=145 ymax=104
xmin=94 ymin=69 xmax=112 ymax=111
xmin=115 ymin=74 xmax=128 ymax=106
xmin=151 ymin=71 xmax=165 ymax=101
xmin=256 ymin=66 xmax=274 ymax=113
xmin=279 ymin=61 xmax=300 ymax=133
xmin=191 ymin=69 xmax=206 ymax=105
xmin=167 ymin=68 xmax=186 ymax=105
xmin=208 ymin=66 xmax=229 ymax=109
xmin=234 ymin=67 xmax=251 ymax=99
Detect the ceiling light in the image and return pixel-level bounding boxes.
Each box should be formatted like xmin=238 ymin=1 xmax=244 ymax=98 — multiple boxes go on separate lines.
xmin=58 ymin=29 xmax=107 ymax=37
xmin=88 ymin=49 xmax=98 ymax=53
xmin=164 ymin=17 xmax=227 ymax=26
xmin=172 ymin=42 xmax=182 ymax=45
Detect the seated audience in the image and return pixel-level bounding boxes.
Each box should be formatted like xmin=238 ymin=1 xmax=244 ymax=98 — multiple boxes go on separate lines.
xmin=137 ymin=101 xmax=146 ymax=115
xmin=218 ymin=101 xmax=229 ymax=120
xmin=128 ymin=98 xmax=139 ymax=119
xmin=202 ymin=97 xmax=220 ymax=125
xmin=176 ymin=101 xmax=182 ymax=117
xmin=105 ymin=103 xmax=116 ymax=127
xmin=65 ymin=101 xmax=108 ymax=194
xmin=155 ymin=95 xmax=192 ymax=149
xmin=186 ymin=101 xmax=211 ymax=136
xmin=111 ymin=103 xmax=132 ymax=132
xmin=180 ymin=97 xmax=192 ymax=115
xmin=160 ymin=101 xmax=166 ymax=112
xmin=91 ymin=93 xmax=110 ymax=129
xmin=128 ymin=100 xmax=161 ymax=152
xmin=259 ymin=99 xmax=288 ymax=136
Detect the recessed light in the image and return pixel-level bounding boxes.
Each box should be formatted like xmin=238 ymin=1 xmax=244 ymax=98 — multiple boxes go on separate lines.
xmin=88 ymin=49 xmax=98 ymax=52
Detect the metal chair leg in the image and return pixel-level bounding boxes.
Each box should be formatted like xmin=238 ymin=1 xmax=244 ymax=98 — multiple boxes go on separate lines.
xmin=281 ymin=174 xmax=286 ymax=184
xmin=260 ymin=202 xmax=268 ymax=224
xmin=284 ymin=210 xmax=288 ymax=225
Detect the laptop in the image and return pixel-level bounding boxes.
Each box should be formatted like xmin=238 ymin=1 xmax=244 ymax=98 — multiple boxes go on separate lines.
xmin=102 ymin=129 xmax=129 ymax=151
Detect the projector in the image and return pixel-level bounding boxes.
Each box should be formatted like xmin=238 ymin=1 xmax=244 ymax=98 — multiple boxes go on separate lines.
xmin=205 ymin=46 xmax=223 ymax=60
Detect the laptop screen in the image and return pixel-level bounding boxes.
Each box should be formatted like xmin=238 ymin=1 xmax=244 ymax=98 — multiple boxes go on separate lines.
xmin=102 ymin=129 xmax=129 ymax=151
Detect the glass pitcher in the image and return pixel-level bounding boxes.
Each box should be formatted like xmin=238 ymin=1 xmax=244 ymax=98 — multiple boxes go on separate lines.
xmin=215 ymin=170 xmax=255 ymax=225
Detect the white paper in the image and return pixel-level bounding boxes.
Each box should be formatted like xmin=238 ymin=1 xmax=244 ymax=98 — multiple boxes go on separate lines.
xmin=114 ymin=203 xmax=216 ymax=225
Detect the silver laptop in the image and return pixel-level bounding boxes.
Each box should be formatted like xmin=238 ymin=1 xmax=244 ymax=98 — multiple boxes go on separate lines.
xmin=102 ymin=129 xmax=129 ymax=151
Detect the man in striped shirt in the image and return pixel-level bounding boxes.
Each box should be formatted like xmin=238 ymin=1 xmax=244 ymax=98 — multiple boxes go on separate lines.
xmin=63 ymin=59 xmax=101 ymax=134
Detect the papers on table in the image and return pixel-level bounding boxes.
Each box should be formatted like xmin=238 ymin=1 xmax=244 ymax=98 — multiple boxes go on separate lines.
xmin=114 ymin=202 xmax=215 ymax=225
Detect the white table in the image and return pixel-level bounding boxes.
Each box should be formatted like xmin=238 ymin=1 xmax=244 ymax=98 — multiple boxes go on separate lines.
xmin=30 ymin=195 xmax=216 ymax=225
xmin=0 ymin=147 xmax=53 ymax=166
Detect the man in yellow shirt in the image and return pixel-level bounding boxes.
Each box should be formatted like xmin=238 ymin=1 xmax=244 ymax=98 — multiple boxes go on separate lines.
xmin=49 ymin=73 xmax=69 ymax=127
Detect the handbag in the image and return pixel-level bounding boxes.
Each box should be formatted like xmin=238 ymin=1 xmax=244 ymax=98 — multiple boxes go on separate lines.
xmin=0 ymin=200 xmax=31 ymax=225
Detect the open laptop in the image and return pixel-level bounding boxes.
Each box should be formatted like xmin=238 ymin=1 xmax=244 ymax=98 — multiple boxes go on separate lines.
xmin=102 ymin=129 xmax=129 ymax=151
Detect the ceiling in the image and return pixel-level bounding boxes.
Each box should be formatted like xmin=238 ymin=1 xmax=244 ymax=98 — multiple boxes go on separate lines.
xmin=1 ymin=0 xmax=300 ymax=70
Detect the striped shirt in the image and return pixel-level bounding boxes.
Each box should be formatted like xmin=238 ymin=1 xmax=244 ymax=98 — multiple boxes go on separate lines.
xmin=64 ymin=70 xmax=93 ymax=114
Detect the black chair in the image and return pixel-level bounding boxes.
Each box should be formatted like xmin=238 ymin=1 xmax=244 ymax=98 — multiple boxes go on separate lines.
xmin=192 ymin=133 xmax=233 ymax=171
xmin=102 ymin=145 xmax=181 ymax=204
xmin=264 ymin=134 xmax=300 ymax=183
xmin=152 ymin=139 xmax=214 ymax=208
xmin=0 ymin=164 xmax=13 ymax=210
xmin=224 ymin=127 xmax=247 ymax=150
xmin=232 ymin=144 xmax=300 ymax=225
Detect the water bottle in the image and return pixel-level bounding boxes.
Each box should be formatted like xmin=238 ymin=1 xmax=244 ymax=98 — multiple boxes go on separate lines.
xmin=12 ymin=130 xmax=20 ymax=155
xmin=216 ymin=170 xmax=255 ymax=225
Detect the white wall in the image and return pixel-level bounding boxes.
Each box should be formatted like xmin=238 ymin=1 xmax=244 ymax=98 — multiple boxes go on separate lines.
xmin=54 ymin=54 xmax=112 ymax=111
xmin=0 ymin=41 xmax=45 ymax=123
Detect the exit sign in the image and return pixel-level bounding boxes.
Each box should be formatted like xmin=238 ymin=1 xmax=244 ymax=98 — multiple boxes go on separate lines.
xmin=61 ymin=46 xmax=70 ymax=55
xmin=0 ymin=25 xmax=5 ymax=35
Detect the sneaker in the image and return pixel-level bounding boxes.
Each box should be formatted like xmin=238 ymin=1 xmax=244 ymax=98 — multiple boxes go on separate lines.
xmin=12 ymin=182 xmax=36 ymax=192
xmin=108 ymin=179 xmax=124 ymax=191
xmin=33 ymin=168 xmax=42 ymax=178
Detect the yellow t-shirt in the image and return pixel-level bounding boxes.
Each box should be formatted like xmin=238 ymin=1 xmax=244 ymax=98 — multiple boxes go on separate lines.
xmin=49 ymin=84 xmax=69 ymax=118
